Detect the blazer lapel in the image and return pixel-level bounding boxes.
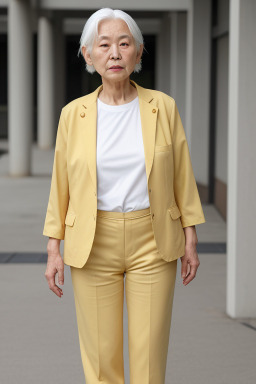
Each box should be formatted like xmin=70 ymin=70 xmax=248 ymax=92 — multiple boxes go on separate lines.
xmin=136 ymin=82 xmax=159 ymax=183
xmin=80 ymin=80 xmax=159 ymax=193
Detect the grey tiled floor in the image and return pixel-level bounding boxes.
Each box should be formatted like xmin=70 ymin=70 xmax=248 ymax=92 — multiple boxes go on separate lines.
xmin=0 ymin=140 xmax=255 ymax=384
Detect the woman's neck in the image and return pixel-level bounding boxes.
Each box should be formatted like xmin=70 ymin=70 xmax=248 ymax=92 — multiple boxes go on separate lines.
xmin=98 ymin=79 xmax=137 ymax=105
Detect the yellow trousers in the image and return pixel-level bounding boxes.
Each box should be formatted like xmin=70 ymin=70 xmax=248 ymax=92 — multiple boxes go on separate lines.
xmin=70 ymin=207 xmax=177 ymax=384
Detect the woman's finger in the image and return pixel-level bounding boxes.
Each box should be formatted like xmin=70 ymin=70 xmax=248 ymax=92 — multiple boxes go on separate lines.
xmin=186 ymin=262 xmax=190 ymax=277
xmin=183 ymin=262 xmax=198 ymax=285
xmin=58 ymin=264 xmax=64 ymax=285
xmin=45 ymin=268 xmax=63 ymax=297
xmin=51 ymin=283 xmax=63 ymax=297
xmin=181 ymin=257 xmax=188 ymax=278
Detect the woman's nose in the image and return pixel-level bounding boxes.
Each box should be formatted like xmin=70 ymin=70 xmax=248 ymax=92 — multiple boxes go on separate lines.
xmin=110 ymin=44 xmax=120 ymax=58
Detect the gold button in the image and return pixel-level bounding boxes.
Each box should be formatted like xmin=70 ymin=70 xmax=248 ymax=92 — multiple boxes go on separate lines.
xmin=152 ymin=109 xmax=156 ymax=113
xmin=80 ymin=112 xmax=85 ymax=118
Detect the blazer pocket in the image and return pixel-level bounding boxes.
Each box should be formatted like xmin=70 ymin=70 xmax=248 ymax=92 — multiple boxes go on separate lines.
xmin=65 ymin=213 xmax=76 ymax=227
xmin=168 ymin=205 xmax=181 ymax=220
xmin=154 ymin=144 xmax=172 ymax=153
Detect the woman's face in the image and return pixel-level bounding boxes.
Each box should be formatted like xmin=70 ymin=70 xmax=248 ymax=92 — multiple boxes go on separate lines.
xmin=82 ymin=18 xmax=143 ymax=81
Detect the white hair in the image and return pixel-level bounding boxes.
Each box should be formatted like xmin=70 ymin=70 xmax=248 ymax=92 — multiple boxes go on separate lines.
xmin=77 ymin=8 xmax=145 ymax=74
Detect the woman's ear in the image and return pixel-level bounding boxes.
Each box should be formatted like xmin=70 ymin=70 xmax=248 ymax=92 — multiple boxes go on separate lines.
xmin=136 ymin=44 xmax=144 ymax=64
xmin=82 ymin=46 xmax=93 ymax=66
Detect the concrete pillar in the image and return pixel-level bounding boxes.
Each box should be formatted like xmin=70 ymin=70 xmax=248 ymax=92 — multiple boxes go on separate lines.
xmin=170 ymin=11 xmax=187 ymax=126
xmin=186 ymin=0 xmax=211 ymax=185
xmin=227 ymin=0 xmax=256 ymax=317
xmin=8 ymin=0 xmax=33 ymax=176
xmin=37 ymin=15 xmax=55 ymax=149
xmin=155 ymin=13 xmax=171 ymax=94
xmin=53 ymin=15 xmax=66 ymax=129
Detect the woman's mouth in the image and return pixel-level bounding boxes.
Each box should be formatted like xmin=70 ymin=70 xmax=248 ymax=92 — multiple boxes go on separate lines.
xmin=109 ymin=66 xmax=123 ymax=71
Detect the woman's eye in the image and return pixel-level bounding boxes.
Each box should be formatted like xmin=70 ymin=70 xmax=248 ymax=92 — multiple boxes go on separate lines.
xmin=100 ymin=43 xmax=128 ymax=47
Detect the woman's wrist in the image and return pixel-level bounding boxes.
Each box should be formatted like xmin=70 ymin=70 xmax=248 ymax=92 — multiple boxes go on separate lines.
xmin=183 ymin=225 xmax=198 ymax=247
xmin=47 ymin=237 xmax=61 ymax=253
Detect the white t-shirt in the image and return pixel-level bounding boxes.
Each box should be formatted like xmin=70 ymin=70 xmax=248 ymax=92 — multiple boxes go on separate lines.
xmin=96 ymin=95 xmax=150 ymax=212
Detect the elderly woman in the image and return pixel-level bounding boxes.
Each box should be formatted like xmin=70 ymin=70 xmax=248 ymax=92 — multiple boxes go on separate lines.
xmin=43 ymin=7 xmax=206 ymax=384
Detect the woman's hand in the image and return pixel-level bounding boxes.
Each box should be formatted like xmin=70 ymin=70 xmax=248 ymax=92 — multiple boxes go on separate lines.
xmin=45 ymin=238 xmax=64 ymax=298
xmin=180 ymin=226 xmax=200 ymax=286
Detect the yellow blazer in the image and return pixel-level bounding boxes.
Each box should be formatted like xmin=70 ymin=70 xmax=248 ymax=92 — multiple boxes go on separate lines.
xmin=43 ymin=79 xmax=206 ymax=268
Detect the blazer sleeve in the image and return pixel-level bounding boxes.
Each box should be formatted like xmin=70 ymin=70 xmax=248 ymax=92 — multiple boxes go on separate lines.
xmin=42 ymin=108 xmax=69 ymax=239
xmin=170 ymin=99 xmax=206 ymax=228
